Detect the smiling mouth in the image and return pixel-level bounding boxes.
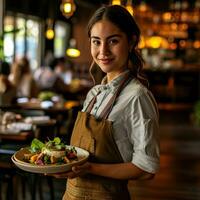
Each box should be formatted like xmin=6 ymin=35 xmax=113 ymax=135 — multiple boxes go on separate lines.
xmin=99 ymin=58 xmax=113 ymax=64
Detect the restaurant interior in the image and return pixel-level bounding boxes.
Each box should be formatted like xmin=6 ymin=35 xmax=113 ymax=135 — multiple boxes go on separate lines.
xmin=0 ymin=0 xmax=200 ymax=199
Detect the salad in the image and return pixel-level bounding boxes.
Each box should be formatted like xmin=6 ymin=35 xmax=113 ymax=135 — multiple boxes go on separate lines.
xmin=24 ymin=137 xmax=77 ymax=165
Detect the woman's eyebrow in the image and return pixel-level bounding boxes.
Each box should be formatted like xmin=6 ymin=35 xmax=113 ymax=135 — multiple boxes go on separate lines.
xmin=90 ymin=36 xmax=100 ymax=40
xmin=91 ymin=34 xmax=122 ymax=40
xmin=107 ymin=34 xmax=122 ymax=40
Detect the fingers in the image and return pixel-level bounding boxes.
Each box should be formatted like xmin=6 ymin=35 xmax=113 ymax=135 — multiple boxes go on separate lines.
xmin=72 ymin=162 xmax=91 ymax=173
xmin=44 ymin=171 xmax=73 ymax=179
xmin=44 ymin=162 xmax=91 ymax=179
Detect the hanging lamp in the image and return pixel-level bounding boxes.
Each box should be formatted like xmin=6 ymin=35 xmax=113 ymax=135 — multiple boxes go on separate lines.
xmin=45 ymin=19 xmax=54 ymax=40
xmin=66 ymin=38 xmax=80 ymax=58
xmin=60 ymin=0 xmax=76 ymax=19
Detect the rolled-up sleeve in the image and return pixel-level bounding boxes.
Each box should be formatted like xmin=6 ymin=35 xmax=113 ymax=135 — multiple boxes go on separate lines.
xmin=125 ymin=91 xmax=160 ymax=174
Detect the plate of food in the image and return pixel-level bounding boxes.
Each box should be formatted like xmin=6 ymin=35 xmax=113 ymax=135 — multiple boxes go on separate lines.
xmin=12 ymin=137 xmax=89 ymax=174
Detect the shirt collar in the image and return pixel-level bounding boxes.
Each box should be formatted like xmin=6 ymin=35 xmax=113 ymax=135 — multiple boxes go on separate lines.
xmin=98 ymin=70 xmax=130 ymax=93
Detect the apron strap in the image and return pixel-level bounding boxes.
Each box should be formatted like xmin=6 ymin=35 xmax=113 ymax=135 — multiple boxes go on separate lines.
xmin=85 ymin=90 xmax=101 ymax=114
xmin=99 ymin=73 xmax=132 ymax=119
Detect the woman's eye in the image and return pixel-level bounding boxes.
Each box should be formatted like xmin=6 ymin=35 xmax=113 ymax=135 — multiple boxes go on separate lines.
xmin=109 ymin=39 xmax=118 ymax=45
xmin=92 ymin=40 xmax=100 ymax=46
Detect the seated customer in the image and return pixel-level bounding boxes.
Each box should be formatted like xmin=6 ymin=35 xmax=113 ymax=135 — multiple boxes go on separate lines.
xmin=34 ymin=58 xmax=75 ymax=99
xmin=53 ymin=57 xmax=73 ymax=84
xmin=9 ymin=57 xmax=39 ymax=98
xmin=0 ymin=61 xmax=16 ymax=105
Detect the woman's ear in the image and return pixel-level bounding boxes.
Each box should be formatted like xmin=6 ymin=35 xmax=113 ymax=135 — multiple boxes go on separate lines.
xmin=129 ymin=35 xmax=137 ymax=51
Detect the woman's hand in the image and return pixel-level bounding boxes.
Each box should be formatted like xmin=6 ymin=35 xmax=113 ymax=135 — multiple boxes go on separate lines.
xmin=45 ymin=162 xmax=91 ymax=179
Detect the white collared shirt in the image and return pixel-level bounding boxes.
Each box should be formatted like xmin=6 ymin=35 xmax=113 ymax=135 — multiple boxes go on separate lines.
xmin=82 ymin=71 xmax=160 ymax=173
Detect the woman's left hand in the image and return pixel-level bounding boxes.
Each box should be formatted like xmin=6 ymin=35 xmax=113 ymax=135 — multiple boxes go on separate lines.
xmin=46 ymin=162 xmax=91 ymax=179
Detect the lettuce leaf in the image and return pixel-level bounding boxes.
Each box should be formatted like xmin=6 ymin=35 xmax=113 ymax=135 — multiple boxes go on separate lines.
xmin=30 ymin=138 xmax=45 ymax=153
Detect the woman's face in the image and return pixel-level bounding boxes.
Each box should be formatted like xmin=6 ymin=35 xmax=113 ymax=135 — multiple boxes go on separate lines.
xmin=90 ymin=20 xmax=130 ymax=76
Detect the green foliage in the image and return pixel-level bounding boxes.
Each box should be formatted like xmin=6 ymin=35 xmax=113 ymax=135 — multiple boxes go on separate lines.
xmin=193 ymin=101 xmax=200 ymax=125
xmin=0 ymin=34 xmax=4 ymax=61
xmin=38 ymin=91 xmax=56 ymax=101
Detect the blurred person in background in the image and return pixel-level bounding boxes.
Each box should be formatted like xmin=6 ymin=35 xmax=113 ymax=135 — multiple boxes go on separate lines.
xmin=9 ymin=57 xmax=39 ymax=98
xmin=34 ymin=57 xmax=80 ymax=100
xmin=53 ymin=57 xmax=73 ymax=85
xmin=0 ymin=61 xmax=16 ymax=105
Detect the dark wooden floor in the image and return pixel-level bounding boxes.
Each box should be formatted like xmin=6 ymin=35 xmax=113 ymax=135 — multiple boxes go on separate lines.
xmin=1 ymin=109 xmax=200 ymax=200
xmin=128 ymin=110 xmax=200 ymax=200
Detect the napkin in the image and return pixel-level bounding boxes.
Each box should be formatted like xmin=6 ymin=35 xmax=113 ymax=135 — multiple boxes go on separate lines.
xmin=24 ymin=116 xmax=50 ymax=124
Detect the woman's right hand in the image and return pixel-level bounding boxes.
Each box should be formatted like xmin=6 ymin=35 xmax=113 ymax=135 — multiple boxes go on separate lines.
xmin=45 ymin=162 xmax=91 ymax=179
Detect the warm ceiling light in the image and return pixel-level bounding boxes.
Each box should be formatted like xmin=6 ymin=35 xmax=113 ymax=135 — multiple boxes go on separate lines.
xmin=66 ymin=38 xmax=80 ymax=58
xmin=138 ymin=1 xmax=148 ymax=12
xmin=163 ymin=12 xmax=172 ymax=22
xmin=193 ymin=40 xmax=200 ymax=49
xmin=45 ymin=19 xmax=54 ymax=40
xmin=60 ymin=0 xmax=76 ymax=19
xmin=111 ymin=0 xmax=121 ymax=5
xmin=66 ymin=48 xmax=80 ymax=58
xmin=126 ymin=0 xmax=134 ymax=16
xmin=148 ymin=36 xmax=163 ymax=49
xmin=64 ymin=3 xmax=72 ymax=13
xmin=46 ymin=29 xmax=54 ymax=40
xmin=126 ymin=5 xmax=134 ymax=16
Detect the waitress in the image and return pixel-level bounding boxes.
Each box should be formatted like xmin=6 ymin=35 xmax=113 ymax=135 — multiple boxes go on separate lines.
xmin=54 ymin=5 xmax=160 ymax=200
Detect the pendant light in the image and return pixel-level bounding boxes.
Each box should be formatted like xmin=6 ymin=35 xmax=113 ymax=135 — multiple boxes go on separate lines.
xmin=45 ymin=19 xmax=54 ymax=40
xmin=66 ymin=38 xmax=80 ymax=58
xmin=60 ymin=0 xmax=76 ymax=19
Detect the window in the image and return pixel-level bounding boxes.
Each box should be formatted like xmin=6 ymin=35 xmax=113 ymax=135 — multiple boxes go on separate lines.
xmin=54 ymin=21 xmax=70 ymax=57
xmin=3 ymin=16 xmax=14 ymax=63
xmin=15 ymin=17 xmax=25 ymax=59
xmin=3 ymin=14 xmax=41 ymax=70
xmin=26 ymin=19 xmax=40 ymax=71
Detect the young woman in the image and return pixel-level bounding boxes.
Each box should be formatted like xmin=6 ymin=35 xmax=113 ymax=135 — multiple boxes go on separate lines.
xmin=55 ymin=5 xmax=160 ymax=200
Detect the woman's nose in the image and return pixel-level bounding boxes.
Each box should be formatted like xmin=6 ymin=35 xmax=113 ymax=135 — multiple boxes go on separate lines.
xmin=100 ymin=43 xmax=110 ymax=55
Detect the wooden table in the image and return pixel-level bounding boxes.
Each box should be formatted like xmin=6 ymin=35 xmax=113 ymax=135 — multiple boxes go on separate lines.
xmin=0 ymin=130 xmax=32 ymax=142
xmin=0 ymin=127 xmax=33 ymax=154
xmin=0 ymin=118 xmax=57 ymax=155
xmin=0 ymin=111 xmax=60 ymax=200
xmin=0 ymin=100 xmax=81 ymax=143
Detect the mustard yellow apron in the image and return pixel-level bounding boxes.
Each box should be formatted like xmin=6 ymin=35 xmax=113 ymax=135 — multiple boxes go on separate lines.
xmin=63 ymin=74 xmax=132 ymax=200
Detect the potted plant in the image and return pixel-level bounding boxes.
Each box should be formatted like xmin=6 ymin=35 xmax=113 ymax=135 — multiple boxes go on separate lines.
xmin=192 ymin=101 xmax=200 ymax=126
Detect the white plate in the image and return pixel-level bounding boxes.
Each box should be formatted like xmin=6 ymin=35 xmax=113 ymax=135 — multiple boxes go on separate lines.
xmin=12 ymin=146 xmax=89 ymax=174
